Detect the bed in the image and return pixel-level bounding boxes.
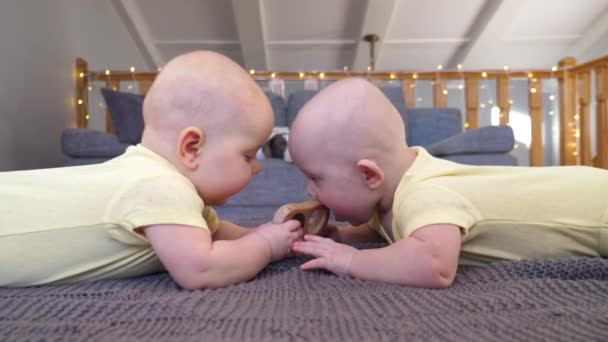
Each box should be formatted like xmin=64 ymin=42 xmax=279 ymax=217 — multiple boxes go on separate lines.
xmin=2 ymin=214 xmax=608 ymax=341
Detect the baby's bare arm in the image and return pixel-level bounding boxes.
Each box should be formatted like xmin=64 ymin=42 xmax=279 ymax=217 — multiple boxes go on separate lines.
xmin=212 ymin=220 xmax=254 ymax=240
xmin=350 ymin=224 xmax=461 ymax=287
xmin=294 ymin=224 xmax=461 ymax=288
xmin=144 ymin=221 xmax=302 ymax=290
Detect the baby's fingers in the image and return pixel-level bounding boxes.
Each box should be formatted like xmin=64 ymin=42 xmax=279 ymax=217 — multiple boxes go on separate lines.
xmin=300 ymin=257 xmax=329 ymax=271
xmin=283 ymin=219 xmax=303 ymax=231
xmin=293 ymin=241 xmax=325 ymax=257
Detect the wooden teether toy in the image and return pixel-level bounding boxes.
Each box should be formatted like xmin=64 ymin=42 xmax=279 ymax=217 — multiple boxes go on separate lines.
xmin=272 ymin=199 xmax=330 ymax=235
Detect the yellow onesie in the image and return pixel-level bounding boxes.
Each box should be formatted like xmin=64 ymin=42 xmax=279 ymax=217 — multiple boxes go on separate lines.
xmin=0 ymin=145 xmax=218 ymax=287
xmin=370 ymin=147 xmax=608 ymax=266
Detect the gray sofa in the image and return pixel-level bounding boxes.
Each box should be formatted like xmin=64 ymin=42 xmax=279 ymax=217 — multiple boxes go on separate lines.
xmin=62 ymin=87 xmax=516 ymax=220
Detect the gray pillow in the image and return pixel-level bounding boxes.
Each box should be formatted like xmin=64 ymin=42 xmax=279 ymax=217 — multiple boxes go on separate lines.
xmin=100 ymin=88 xmax=145 ymax=144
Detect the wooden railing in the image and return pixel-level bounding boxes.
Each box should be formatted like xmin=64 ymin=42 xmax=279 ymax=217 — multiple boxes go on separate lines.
xmin=75 ymin=55 xmax=608 ymax=169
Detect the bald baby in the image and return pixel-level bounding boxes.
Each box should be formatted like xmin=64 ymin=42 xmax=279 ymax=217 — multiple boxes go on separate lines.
xmin=289 ymin=78 xmax=416 ymax=225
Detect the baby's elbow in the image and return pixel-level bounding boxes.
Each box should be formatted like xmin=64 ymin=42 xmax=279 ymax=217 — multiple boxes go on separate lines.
xmin=427 ymin=261 xmax=456 ymax=289
xmin=173 ymin=271 xmax=225 ymax=290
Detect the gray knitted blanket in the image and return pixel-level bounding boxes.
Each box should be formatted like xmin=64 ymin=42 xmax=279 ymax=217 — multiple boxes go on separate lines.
xmin=2 ymin=255 xmax=608 ymax=342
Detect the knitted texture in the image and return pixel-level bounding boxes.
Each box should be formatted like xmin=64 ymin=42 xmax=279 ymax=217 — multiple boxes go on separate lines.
xmin=2 ymin=215 xmax=608 ymax=341
xmin=1 ymin=256 xmax=608 ymax=341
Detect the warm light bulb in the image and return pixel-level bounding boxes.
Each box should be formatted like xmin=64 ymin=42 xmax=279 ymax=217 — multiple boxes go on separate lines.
xmin=480 ymin=103 xmax=486 ymax=108
xmin=508 ymin=99 xmax=513 ymax=105
xmin=105 ymin=69 xmax=110 ymax=75
xmin=319 ymin=72 xmax=325 ymax=79
xmin=390 ymin=73 xmax=396 ymax=79
xmin=503 ymin=65 xmax=509 ymax=71
xmin=409 ymin=84 xmax=415 ymax=88
xmin=442 ymin=89 xmax=448 ymax=95
xmin=488 ymin=99 xmax=493 ymax=104
xmin=79 ymin=72 xmax=84 ymax=78
xmin=130 ymin=66 xmax=135 ymax=73
xmin=530 ymin=88 xmax=537 ymax=93
xmin=464 ymin=122 xmax=469 ymax=128
xmin=88 ymin=86 xmax=92 ymax=91
xmin=458 ymin=84 xmax=464 ymax=90
xmin=527 ymin=72 xmax=533 ymax=78
xmin=481 ymin=72 xmax=487 ymax=78
xmin=552 ymin=66 xmax=558 ymax=72
xmin=549 ymin=111 xmax=555 ymax=116
xmin=271 ymin=72 xmax=276 ymax=79
xmin=299 ymin=72 xmax=305 ymax=79
xmin=574 ymin=114 xmax=580 ymax=120
xmin=437 ymin=64 xmax=443 ymax=70
xmin=127 ymin=85 xmax=132 ymax=90
xmin=249 ymin=69 xmax=255 ymax=75
xmin=549 ymin=95 xmax=555 ymax=100
xmin=457 ymin=64 xmax=462 ymax=70
xmin=77 ymin=99 xmax=83 ymax=105
xmin=412 ymin=73 xmax=418 ymax=79
xmin=367 ymin=66 xmax=372 ymax=72
xmin=85 ymin=114 xmax=90 ymax=120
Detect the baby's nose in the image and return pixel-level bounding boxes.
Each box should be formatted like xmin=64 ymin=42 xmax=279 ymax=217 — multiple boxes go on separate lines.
xmin=252 ymin=160 xmax=261 ymax=175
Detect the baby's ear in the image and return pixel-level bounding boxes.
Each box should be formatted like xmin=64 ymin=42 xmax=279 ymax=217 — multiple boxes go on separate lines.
xmin=356 ymin=159 xmax=384 ymax=190
xmin=177 ymin=127 xmax=205 ymax=170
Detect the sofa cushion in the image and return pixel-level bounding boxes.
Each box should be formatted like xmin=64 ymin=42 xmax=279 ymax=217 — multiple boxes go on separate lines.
xmin=426 ymin=125 xmax=515 ymax=156
xmin=405 ymin=108 xmax=462 ymax=147
xmin=225 ymin=159 xmax=308 ymax=207
xmin=265 ymin=91 xmax=287 ymax=126
xmin=286 ymin=90 xmax=318 ymax=127
xmin=62 ymin=128 xmax=130 ymax=158
xmin=101 ymin=88 xmax=145 ymax=145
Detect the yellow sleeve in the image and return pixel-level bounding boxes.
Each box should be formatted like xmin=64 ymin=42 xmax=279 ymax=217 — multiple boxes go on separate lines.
xmin=109 ymin=174 xmax=210 ymax=233
xmin=393 ymin=183 xmax=480 ymax=239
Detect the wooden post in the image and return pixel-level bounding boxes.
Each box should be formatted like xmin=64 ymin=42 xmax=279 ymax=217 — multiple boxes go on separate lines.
xmin=558 ymin=57 xmax=578 ymax=165
xmin=105 ymin=80 xmax=119 ymax=134
xmin=139 ymin=79 xmax=154 ymax=95
xmin=401 ymin=79 xmax=415 ymax=109
xmin=465 ymin=78 xmax=479 ymax=130
xmin=577 ymin=72 xmax=592 ymax=166
xmin=75 ymin=58 xmax=88 ymax=128
xmin=433 ymin=78 xmax=447 ymax=108
xmin=529 ymin=77 xmax=543 ymax=166
xmin=596 ymin=65 xmax=608 ymax=169
xmin=497 ymin=75 xmax=510 ymax=125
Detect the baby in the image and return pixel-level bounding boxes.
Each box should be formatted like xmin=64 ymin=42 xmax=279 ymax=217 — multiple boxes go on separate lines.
xmin=0 ymin=51 xmax=303 ymax=289
xmin=289 ymin=78 xmax=608 ymax=288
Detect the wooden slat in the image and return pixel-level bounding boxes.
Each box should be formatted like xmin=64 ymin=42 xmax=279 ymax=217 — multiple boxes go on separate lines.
xmin=577 ymin=72 xmax=592 ymax=166
xmin=401 ymin=79 xmax=415 ymax=109
xmin=433 ymin=78 xmax=447 ymax=108
xmin=75 ymin=58 xmax=88 ymax=128
xmin=529 ymin=78 xmax=543 ymax=166
xmin=465 ymin=78 xmax=479 ymax=130
xmin=139 ymin=79 xmax=154 ymax=95
xmin=497 ymin=75 xmax=510 ymax=125
xmin=596 ymin=65 xmax=608 ymax=169
xmin=558 ymin=57 xmax=578 ymax=165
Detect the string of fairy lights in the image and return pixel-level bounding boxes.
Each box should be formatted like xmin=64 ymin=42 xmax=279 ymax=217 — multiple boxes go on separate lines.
xmin=78 ymin=62 xmax=578 ymax=159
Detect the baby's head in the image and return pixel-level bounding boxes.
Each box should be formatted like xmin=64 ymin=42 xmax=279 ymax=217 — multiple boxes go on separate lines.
xmin=289 ymin=78 xmax=408 ymax=224
xmin=142 ymin=51 xmax=273 ymax=205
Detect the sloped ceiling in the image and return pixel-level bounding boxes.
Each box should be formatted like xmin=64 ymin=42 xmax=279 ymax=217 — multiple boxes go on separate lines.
xmin=111 ymin=0 xmax=608 ymax=72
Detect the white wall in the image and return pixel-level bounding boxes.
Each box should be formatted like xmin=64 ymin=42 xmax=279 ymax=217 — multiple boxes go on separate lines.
xmin=0 ymin=0 xmax=147 ymax=171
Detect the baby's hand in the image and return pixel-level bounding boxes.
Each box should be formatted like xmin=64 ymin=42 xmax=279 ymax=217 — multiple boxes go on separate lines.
xmin=292 ymin=235 xmax=357 ymax=277
xmin=254 ymin=220 xmax=304 ymax=262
